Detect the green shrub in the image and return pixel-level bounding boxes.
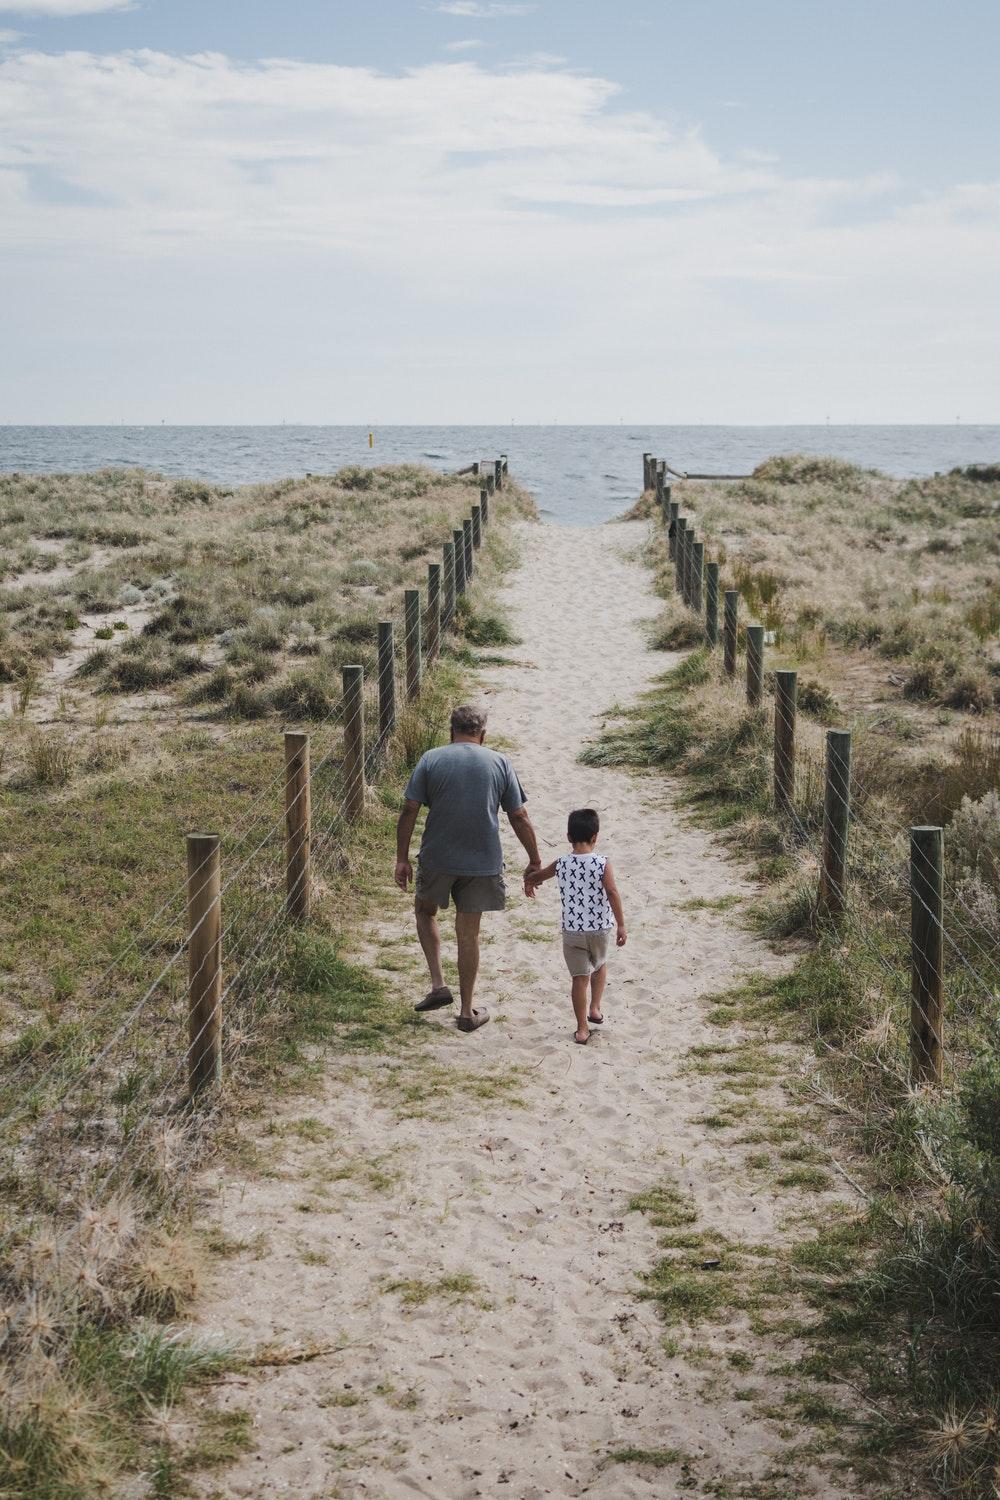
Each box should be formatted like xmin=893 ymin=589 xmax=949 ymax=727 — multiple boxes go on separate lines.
xmin=652 ymin=616 xmax=703 ymax=651
xmin=751 ymin=454 xmax=873 ymax=488
xmin=225 ymin=682 xmax=268 ymax=719
xmin=911 ymin=729 xmax=1000 ymax=825
xmin=187 ymin=666 xmax=233 ymax=703
xmin=269 ymin=668 xmax=335 ymax=720
xmin=342 ymin=558 xmax=381 ymax=584
xmin=105 ymin=649 xmax=178 ymax=693
xmin=952 ymin=463 xmax=1000 ymax=483
xmin=942 ymin=665 xmax=994 ymax=714
xmin=24 ymin=730 xmax=75 ymax=788
xmin=460 ymin=607 xmax=518 ymax=648
xmin=797 ymin=679 xmax=839 ymax=723
xmin=903 ymin=652 xmax=943 ymax=701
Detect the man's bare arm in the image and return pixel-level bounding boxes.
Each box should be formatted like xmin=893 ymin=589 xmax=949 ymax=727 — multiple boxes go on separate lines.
xmin=508 ymin=806 xmax=542 ymax=896
xmin=395 ymin=799 xmax=420 ymax=891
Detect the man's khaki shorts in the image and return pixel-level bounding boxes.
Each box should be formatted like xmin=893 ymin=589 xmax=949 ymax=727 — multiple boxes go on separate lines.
xmin=562 ymin=928 xmax=613 ymax=977
xmin=415 ymin=866 xmax=507 ymax=913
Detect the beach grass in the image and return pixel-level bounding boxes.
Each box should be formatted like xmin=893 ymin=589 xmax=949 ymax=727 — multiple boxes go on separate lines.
xmin=0 ymin=461 xmax=533 ymax=1499
xmin=609 ymin=454 xmax=1000 ymax=1498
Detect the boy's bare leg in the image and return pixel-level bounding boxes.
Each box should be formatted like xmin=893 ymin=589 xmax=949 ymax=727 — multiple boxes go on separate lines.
xmin=455 ymin=910 xmax=482 ymax=1019
xmin=589 ymin=963 xmax=607 ymax=1022
xmin=415 ymin=901 xmax=446 ymax=992
xmin=571 ymin=975 xmax=590 ymax=1042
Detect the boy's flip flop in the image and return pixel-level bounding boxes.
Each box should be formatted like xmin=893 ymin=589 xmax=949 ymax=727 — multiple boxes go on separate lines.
xmin=415 ymin=987 xmax=454 ymax=1012
xmin=457 ymin=1009 xmax=490 ymax=1032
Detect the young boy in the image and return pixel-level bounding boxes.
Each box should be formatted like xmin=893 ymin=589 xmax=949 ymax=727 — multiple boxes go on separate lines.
xmin=528 ymin=808 xmax=626 ymax=1044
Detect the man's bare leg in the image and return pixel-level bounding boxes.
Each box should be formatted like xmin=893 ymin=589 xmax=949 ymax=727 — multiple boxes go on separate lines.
xmin=455 ymin=910 xmax=482 ymax=1019
xmin=415 ymin=900 xmax=446 ymax=992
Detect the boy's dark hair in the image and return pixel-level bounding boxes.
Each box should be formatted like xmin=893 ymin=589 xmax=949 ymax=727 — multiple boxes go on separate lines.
xmin=567 ymin=808 xmax=600 ymax=843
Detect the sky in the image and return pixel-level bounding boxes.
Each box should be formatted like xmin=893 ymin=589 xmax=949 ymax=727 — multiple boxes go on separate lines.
xmin=1 ymin=0 xmax=998 ymax=423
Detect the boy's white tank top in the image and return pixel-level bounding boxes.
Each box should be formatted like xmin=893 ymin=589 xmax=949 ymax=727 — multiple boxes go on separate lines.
xmin=555 ymin=853 xmax=613 ymax=933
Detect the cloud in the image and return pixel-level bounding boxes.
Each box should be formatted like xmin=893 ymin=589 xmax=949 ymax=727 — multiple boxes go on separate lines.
xmin=0 ymin=0 xmax=132 ymax=13
xmin=435 ymin=3 xmax=532 ymax=17
xmin=0 ymin=48 xmax=996 ymax=420
xmin=443 ymin=38 xmax=482 ymax=51
xmin=504 ymin=51 xmax=567 ymax=67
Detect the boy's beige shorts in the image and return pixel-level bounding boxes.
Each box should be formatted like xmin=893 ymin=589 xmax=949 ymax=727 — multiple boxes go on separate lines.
xmin=562 ymin=928 xmax=612 ymax=977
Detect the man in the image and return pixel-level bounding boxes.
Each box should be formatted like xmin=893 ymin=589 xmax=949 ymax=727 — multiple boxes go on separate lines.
xmin=394 ymin=704 xmax=541 ymax=1032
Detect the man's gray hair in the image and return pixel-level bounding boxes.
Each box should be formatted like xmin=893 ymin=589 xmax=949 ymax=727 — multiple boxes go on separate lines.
xmin=451 ymin=704 xmax=488 ymax=737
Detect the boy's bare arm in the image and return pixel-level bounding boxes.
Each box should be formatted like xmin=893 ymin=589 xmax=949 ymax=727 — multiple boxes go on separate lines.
xmin=527 ymin=860 xmax=558 ymax=885
xmin=603 ymin=861 xmax=627 ymax=945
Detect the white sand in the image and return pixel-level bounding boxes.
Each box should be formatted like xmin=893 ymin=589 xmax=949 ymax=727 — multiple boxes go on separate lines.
xmin=190 ymin=521 xmax=871 ymax=1499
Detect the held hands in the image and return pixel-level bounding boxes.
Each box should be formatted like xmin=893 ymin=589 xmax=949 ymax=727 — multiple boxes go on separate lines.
xmin=522 ymin=862 xmax=542 ymax=898
xmin=394 ymin=859 xmax=413 ymax=892
xmin=616 ymin=924 xmax=627 ymax=948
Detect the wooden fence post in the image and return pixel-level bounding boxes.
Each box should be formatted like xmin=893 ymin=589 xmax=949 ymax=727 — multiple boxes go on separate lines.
xmin=284 ymin=731 xmax=311 ymax=922
xmin=691 ymin=541 xmax=704 ymax=614
xmin=643 ymin=452 xmax=652 ymax=490
xmin=486 ymin=471 xmax=496 ymax=497
xmin=471 ymin=504 xmax=483 ymax=551
xmin=819 ymin=729 xmax=852 ymax=919
xmin=342 ymin=665 xmax=366 ymax=820
xmin=746 ymin=624 xmax=764 ymax=708
xmin=655 ymin=462 xmax=665 ymax=512
xmin=377 ymin=621 xmax=395 ymax=743
xmin=500 ymin=453 xmax=508 ymax=478
xmin=480 ymin=485 xmax=489 ymax=527
xmin=774 ymin=670 xmax=797 ymax=811
xmin=663 ymin=483 xmax=671 ymax=524
xmin=723 ymin=590 xmax=739 ymax=676
xmin=494 ymin=458 xmax=503 ymax=492
xmin=426 ymin=563 xmax=441 ymax=662
xmin=668 ymin=500 xmax=679 ymax=561
xmin=463 ymin=518 xmax=474 ymax=581
xmin=187 ymin=832 xmax=222 ymax=1097
xmin=442 ymin=543 xmax=455 ymax=629
xmin=453 ymin=528 xmax=467 ymax=595
xmin=683 ymin=527 xmax=695 ymax=606
xmin=674 ymin=517 xmax=687 ymax=594
xmin=404 ymin=591 xmax=421 ymax=700
xmin=910 ymin=825 xmax=944 ymax=1085
xmin=705 ymin=561 xmax=719 ymax=647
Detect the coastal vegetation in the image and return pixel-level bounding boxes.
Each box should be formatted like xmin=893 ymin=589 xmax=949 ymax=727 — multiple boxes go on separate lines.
xmin=606 ymin=456 xmax=1000 ymax=1497
xmin=0 ymin=462 xmax=534 ymax=1497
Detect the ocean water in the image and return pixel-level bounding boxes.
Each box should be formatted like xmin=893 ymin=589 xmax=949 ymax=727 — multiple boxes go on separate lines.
xmin=2 ymin=425 xmax=998 ymax=527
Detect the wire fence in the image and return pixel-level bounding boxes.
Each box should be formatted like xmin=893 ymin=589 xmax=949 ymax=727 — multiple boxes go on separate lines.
xmin=642 ymin=451 xmax=1000 ymax=1092
xmin=0 ymin=456 xmax=508 ymax=1374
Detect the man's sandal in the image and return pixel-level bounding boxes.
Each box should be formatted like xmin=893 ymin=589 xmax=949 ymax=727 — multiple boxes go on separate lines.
xmin=588 ymin=1012 xmax=604 ymax=1025
xmin=457 ymin=1009 xmax=490 ymax=1032
xmin=414 ymin=987 xmax=454 ymax=1013
xmin=574 ymin=1030 xmax=591 ymax=1045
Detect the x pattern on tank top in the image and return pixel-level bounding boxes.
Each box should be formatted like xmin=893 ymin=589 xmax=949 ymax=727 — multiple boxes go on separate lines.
xmin=556 ymin=853 xmax=613 ymax=933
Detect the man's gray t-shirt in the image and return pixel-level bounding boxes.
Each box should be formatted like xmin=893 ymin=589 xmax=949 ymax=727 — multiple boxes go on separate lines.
xmin=404 ymin=744 xmax=526 ymax=876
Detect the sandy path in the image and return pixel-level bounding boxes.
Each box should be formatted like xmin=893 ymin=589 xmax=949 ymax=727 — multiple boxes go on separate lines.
xmin=192 ymin=521 xmax=867 ymax=1499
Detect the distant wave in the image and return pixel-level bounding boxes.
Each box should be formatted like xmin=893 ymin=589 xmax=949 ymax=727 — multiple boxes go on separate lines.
xmin=423 ymin=451 xmax=449 ymax=459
